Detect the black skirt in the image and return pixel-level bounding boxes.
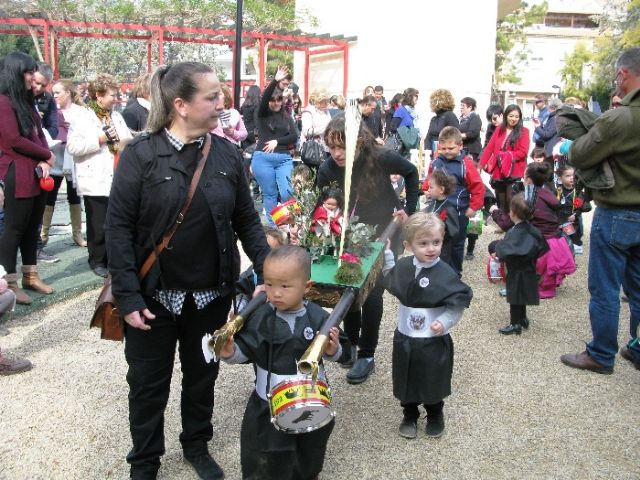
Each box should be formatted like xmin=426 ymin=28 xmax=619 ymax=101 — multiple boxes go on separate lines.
xmin=392 ymin=330 xmax=453 ymax=405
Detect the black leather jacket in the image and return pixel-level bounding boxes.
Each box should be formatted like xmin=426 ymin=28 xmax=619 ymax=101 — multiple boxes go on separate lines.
xmin=105 ymin=132 xmax=269 ymax=316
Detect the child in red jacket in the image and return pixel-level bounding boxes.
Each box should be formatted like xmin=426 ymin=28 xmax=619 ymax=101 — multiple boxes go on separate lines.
xmin=423 ymin=127 xmax=485 ymax=276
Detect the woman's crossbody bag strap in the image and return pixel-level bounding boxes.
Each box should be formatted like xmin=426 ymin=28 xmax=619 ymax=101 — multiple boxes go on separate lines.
xmin=138 ymin=133 xmax=212 ymax=280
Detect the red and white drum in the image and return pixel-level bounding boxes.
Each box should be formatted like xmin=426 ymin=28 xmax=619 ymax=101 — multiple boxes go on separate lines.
xmin=269 ymin=377 xmax=334 ymax=434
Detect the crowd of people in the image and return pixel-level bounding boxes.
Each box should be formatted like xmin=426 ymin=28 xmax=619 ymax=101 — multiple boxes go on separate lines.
xmin=0 ymin=46 xmax=638 ymax=480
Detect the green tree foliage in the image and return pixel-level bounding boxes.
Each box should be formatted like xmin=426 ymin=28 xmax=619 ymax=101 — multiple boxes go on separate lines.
xmin=560 ymin=42 xmax=592 ymax=100
xmin=588 ymin=0 xmax=640 ymax=108
xmin=495 ymin=1 xmax=548 ymax=86
xmin=0 ymin=0 xmax=314 ymax=80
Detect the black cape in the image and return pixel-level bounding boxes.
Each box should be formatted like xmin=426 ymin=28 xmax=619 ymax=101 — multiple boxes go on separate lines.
xmin=383 ymin=257 xmax=472 ymax=404
xmin=495 ymin=222 xmax=549 ymax=306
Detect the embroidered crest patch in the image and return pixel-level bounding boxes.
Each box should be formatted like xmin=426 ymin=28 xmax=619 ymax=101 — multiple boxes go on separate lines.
xmin=303 ymin=326 xmax=315 ymax=340
xmin=419 ymin=277 xmax=430 ymax=288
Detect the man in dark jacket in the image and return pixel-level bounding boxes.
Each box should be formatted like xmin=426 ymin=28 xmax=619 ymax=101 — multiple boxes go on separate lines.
xmin=32 ymin=63 xmax=58 ymax=138
xmin=561 ymin=47 xmax=640 ymax=374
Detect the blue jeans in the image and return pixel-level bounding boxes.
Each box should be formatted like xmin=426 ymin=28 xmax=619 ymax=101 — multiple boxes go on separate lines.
xmin=251 ymin=151 xmax=293 ymax=225
xmin=586 ymin=207 xmax=640 ymax=367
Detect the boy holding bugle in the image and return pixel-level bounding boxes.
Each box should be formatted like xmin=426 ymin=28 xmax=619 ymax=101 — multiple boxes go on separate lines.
xmin=220 ymin=245 xmax=349 ymax=479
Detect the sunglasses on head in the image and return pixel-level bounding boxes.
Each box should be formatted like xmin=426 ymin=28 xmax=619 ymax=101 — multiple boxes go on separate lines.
xmin=270 ymin=96 xmax=283 ymax=102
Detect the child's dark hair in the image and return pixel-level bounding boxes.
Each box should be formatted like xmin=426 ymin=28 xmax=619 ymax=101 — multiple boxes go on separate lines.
xmin=265 ymin=245 xmax=311 ymax=280
xmin=530 ymin=146 xmax=545 ymax=160
xmin=556 ymin=164 xmax=574 ymax=177
xmin=525 ymin=162 xmax=551 ymax=187
xmin=429 ymin=170 xmax=456 ymax=196
xmin=263 ymin=225 xmax=286 ymax=246
xmin=510 ymin=193 xmax=533 ymax=221
xmin=292 ymin=164 xmax=313 ymax=182
xmin=321 ymin=187 xmax=344 ymax=209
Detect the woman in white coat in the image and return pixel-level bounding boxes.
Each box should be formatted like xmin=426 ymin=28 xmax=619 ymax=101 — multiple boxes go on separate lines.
xmin=67 ymin=74 xmax=131 ymax=277
xmin=299 ymin=90 xmax=331 ymax=167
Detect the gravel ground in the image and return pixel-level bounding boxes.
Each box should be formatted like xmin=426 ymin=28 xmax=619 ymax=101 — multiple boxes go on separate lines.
xmin=1 ymin=211 xmax=638 ymax=480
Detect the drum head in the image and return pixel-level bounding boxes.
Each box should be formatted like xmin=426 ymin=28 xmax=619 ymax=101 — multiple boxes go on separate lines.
xmin=273 ymin=402 xmax=335 ymax=434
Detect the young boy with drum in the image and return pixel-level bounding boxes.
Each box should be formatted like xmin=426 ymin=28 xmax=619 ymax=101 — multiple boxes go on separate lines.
xmin=220 ymin=245 xmax=347 ymax=479
xmin=382 ymin=212 xmax=473 ymax=439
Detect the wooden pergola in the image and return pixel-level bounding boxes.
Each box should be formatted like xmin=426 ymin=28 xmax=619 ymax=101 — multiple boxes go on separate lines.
xmin=0 ymin=16 xmax=356 ymax=103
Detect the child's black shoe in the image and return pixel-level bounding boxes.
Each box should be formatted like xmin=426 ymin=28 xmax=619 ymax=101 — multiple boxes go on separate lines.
xmin=399 ymin=418 xmax=417 ymax=439
xmin=425 ymin=413 xmax=445 ymax=438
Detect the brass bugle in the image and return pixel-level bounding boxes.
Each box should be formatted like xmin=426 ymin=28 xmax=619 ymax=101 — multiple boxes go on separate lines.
xmin=298 ymin=287 xmax=357 ymax=379
xmin=206 ymin=291 xmax=267 ymax=360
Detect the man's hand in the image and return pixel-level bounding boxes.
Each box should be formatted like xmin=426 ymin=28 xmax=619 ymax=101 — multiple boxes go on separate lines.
xmin=124 ymin=308 xmax=156 ymax=331
xmin=465 ymin=208 xmax=476 ymax=219
xmin=219 ymin=335 xmax=235 ymax=360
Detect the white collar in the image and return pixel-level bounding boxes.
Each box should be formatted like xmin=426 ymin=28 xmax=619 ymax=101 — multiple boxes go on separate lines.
xmin=413 ymin=256 xmax=440 ymax=270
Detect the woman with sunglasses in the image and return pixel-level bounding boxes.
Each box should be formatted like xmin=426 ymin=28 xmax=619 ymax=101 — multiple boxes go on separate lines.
xmin=253 ymin=66 xmax=298 ymax=225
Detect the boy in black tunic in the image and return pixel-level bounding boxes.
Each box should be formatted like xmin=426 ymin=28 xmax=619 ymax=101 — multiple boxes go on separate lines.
xmin=221 ymin=245 xmax=346 ymax=480
xmin=382 ymin=212 xmax=473 ymax=439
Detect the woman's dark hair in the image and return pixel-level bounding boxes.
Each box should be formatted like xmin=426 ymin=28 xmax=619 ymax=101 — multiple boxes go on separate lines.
xmin=485 ymin=103 xmax=503 ymax=122
xmin=0 ymin=51 xmax=38 ymax=137
xmin=429 ymin=169 xmax=456 ymax=196
xmin=461 ymin=97 xmax=476 ymax=110
xmin=242 ymin=85 xmax=261 ymax=108
xmin=147 ymin=62 xmax=214 ymax=133
xmin=389 ymin=93 xmax=404 ymax=111
xmin=321 ymin=187 xmax=344 ymax=209
xmin=525 ymin=162 xmax=551 ymax=187
xmin=502 ymin=104 xmax=524 ymax=148
xmin=323 ymin=113 xmax=384 ymax=199
xmin=402 ymin=88 xmax=419 ymax=107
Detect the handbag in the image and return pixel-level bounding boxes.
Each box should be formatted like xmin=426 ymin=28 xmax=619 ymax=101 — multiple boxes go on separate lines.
xmin=384 ymin=132 xmax=403 ymax=153
xmin=89 ymin=134 xmax=212 ymax=341
xmin=300 ymin=111 xmax=325 ymax=167
xmin=301 ymin=137 xmax=325 ymax=166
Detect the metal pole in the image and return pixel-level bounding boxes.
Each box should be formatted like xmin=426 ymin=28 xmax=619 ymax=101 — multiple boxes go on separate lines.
xmin=233 ymin=0 xmax=243 ymax=109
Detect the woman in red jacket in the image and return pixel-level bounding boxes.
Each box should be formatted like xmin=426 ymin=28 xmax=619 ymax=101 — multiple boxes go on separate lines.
xmin=479 ymin=104 xmax=530 ymax=213
xmin=0 ymin=52 xmax=56 ymax=305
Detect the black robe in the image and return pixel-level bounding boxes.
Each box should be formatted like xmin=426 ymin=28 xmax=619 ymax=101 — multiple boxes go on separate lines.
xmin=234 ymin=302 xmax=348 ymax=480
xmin=495 ymin=222 xmax=549 ymax=306
xmin=383 ymin=257 xmax=472 ymax=404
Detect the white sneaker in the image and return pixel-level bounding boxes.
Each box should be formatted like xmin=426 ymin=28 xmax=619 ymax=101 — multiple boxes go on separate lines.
xmin=574 ymin=245 xmax=583 ymax=255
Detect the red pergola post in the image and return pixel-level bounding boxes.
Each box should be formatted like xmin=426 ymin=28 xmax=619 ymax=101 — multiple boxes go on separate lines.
xmin=258 ymin=36 xmax=265 ymax=90
xmin=147 ymin=41 xmax=152 ymax=72
xmin=43 ymin=21 xmax=50 ymax=64
xmin=157 ymin=29 xmax=164 ymax=66
xmin=52 ymin=32 xmax=59 ymax=79
xmin=304 ymin=48 xmax=310 ymax=106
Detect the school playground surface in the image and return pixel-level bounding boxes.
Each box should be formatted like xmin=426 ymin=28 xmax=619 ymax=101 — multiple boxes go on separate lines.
xmin=0 ymin=210 xmax=638 ymax=480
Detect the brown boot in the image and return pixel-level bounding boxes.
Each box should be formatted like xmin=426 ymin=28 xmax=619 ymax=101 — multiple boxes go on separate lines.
xmin=70 ymin=204 xmax=87 ymax=247
xmin=21 ymin=265 xmax=54 ymax=295
xmin=41 ymin=205 xmax=55 ymax=246
xmin=0 ymin=351 xmax=33 ymax=375
xmin=6 ymin=273 xmax=32 ymax=305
